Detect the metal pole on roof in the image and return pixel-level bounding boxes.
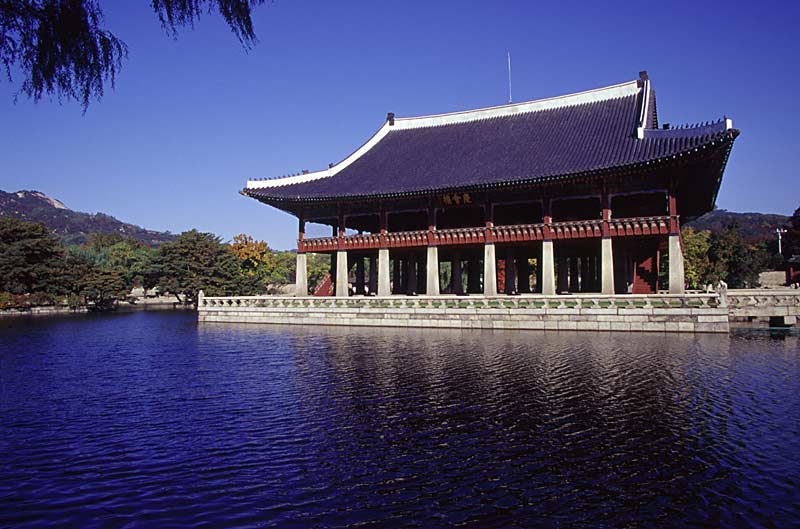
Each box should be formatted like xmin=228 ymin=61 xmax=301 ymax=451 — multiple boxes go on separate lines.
xmin=507 ymin=51 xmax=512 ymax=103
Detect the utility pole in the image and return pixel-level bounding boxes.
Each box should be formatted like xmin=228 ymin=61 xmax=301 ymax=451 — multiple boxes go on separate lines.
xmin=777 ymin=228 xmax=787 ymax=255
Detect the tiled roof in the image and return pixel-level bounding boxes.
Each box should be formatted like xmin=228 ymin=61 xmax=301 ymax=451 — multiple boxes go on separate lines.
xmin=245 ymin=78 xmax=737 ymax=204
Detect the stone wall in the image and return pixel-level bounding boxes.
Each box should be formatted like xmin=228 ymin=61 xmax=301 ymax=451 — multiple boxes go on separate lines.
xmin=198 ymin=295 xmax=730 ymax=333
xmin=0 ymin=306 xmax=89 ymax=317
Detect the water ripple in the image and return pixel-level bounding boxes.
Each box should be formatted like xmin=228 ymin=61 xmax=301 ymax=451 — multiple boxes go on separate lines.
xmin=1 ymin=313 xmax=799 ymax=528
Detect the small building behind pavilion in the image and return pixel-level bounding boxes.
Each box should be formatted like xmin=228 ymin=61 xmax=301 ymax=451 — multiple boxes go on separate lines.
xmin=243 ymin=72 xmax=739 ymax=297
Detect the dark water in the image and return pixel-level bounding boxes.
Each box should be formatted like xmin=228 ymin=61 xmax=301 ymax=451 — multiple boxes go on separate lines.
xmin=1 ymin=313 xmax=799 ymax=529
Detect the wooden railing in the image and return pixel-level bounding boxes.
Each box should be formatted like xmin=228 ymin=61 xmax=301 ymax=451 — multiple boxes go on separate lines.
xmin=607 ymin=216 xmax=670 ymax=237
xmin=298 ymin=216 xmax=670 ymax=253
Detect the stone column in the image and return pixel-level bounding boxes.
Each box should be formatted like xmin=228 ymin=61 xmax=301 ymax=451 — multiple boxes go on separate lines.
xmin=426 ymin=246 xmax=440 ymax=295
xmin=483 ymin=243 xmax=497 ymax=295
xmin=452 ymin=254 xmax=464 ymax=295
xmin=295 ymin=252 xmax=308 ymax=296
xmin=368 ymin=255 xmax=378 ymax=295
xmin=541 ymin=241 xmax=556 ymax=295
xmin=355 ymin=257 xmax=366 ymax=295
xmin=669 ymin=234 xmax=685 ymax=294
xmin=335 ymin=250 xmax=349 ymax=297
xmin=407 ymin=253 xmax=418 ymax=295
xmin=378 ymin=248 xmax=391 ymax=296
xmin=505 ymin=250 xmax=517 ymax=295
xmin=601 ymin=238 xmax=615 ymax=295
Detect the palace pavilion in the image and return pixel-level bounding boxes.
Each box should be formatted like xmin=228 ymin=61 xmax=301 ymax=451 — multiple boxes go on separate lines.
xmin=243 ymin=72 xmax=738 ymax=297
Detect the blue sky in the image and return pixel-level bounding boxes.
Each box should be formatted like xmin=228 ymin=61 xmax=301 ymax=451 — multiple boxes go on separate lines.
xmin=2 ymin=0 xmax=798 ymax=249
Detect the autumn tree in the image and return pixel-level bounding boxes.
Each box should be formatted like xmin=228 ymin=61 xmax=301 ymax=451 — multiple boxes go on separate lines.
xmin=230 ymin=233 xmax=274 ymax=284
xmin=1 ymin=0 xmax=266 ymax=110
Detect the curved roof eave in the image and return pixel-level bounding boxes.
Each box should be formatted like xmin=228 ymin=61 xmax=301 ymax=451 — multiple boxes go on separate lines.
xmin=244 ymin=129 xmax=739 ymax=208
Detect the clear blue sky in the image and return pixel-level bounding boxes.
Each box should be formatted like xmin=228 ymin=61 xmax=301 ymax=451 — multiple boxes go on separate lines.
xmin=2 ymin=0 xmax=798 ymax=249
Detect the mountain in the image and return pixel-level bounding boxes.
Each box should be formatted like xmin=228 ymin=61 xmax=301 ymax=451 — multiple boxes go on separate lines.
xmin=686 ymin=209 xmax=790 ymax=243
xmin=0 ymin=190 xmax=175 ymax=246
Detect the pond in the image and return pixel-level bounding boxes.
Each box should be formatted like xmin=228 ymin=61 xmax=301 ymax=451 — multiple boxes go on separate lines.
xmin=1 ymin=312 xmax=798 ymax=528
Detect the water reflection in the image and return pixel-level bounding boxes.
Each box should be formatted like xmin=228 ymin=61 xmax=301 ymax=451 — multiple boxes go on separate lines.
xmin=1 ymin=313 xmax=798 ymax=528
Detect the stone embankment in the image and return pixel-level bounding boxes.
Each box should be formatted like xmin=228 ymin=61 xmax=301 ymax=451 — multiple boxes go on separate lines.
xmin=0 ymin=298 xmax=191 ymax=318
xmin=198 ymin=293 xmax=731 ymax=333
xmin=0 ymin=306 xmax=89 ymax=317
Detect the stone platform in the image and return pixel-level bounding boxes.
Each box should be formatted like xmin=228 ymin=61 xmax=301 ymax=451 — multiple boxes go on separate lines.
xmin=198 ymin=293 xmax=730 ymax=333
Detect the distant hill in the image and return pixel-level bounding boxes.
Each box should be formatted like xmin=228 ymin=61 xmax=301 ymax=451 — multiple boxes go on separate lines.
xmin=0 ymin=190 xmax=175 ymax=246
xmin=686 ymin=209 xmax=790 ymax=243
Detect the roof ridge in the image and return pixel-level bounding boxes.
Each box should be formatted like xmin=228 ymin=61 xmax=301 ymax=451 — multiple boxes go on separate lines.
xmin=393 ymin=79 xmax=640 ymax=130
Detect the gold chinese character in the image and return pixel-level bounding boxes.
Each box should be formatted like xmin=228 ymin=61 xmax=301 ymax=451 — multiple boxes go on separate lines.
xmin=442 ymin=195 xmax=452 ymax=205
xmin=462 ymin=193 xmax=472 ymax=204
xmin=452 ymin=193 xmax=462 ymax=205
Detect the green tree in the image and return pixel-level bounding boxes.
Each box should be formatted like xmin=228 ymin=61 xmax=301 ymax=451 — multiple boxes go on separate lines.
xmin=708 ymin=222 xmax=765 ymax=288
xmin=152 ymin=229 xmax=252 ymax=304
xmin=80 ymin=233 xmax=156 ymax=290
xmin=268 ymin=251 xmax=296 ymax=285
xmin=681 ymin=227 xmax=713 ymax=289
xmin=306 ymin=253 xmax=330 ymax=293
xmin=783 ymin=206 xmax=800 ymax=259
xmin=1 ymin=0 xmax=267 ymax=110
xmin=0 ymin=217 xmax=64 ymax=297
xmin=62 ymin=251 xmax=128 ymax=309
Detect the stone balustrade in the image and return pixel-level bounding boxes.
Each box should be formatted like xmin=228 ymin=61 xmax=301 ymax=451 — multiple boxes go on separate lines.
xmin=198 ymin=292 xmax=729 ymax=333
xmin=199 ymin=293 xmax=720 ymax=311
xmin=726 ymin=290 xmax=800 ymax=319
